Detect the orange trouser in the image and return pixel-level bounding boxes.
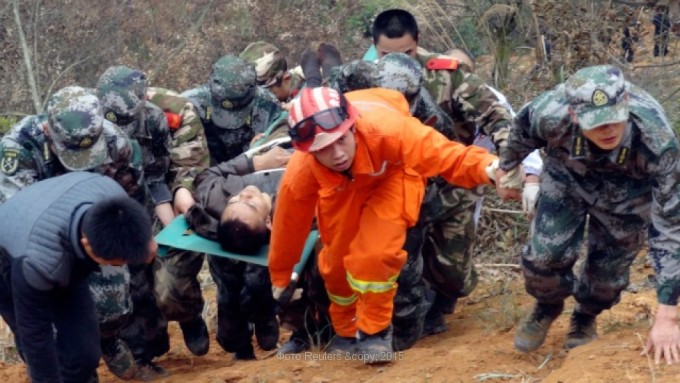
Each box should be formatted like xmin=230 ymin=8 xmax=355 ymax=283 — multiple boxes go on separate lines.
xmin=317 ymin=169 xmax=423 ymax=337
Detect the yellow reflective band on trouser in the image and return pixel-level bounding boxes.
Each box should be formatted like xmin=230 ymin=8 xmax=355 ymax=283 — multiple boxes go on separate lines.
xmin=327 ymin=291 xmax=358 ymax=306
xmin=346 ymin=272 xmax=398 ymax=294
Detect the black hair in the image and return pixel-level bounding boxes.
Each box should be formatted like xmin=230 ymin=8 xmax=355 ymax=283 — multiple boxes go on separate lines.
xmin=81 ymin=196 xmax=152 ymax=264
xmin=372 ymin=9 xmax=419 ymax=44
xmin=217 ymin=218 xmax=270 ymax=255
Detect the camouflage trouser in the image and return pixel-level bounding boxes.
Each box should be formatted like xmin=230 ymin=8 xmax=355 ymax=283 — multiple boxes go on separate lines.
xmin=419 ymin=181 xmax=483 ymax=299
xmin=90 ymin=261 xmax=169 ymax=361
xmin=119 ymin=260 xmax=170 ymax=361
xmin=207 ymin=256 xmax=278 ymax=353
xmin=392 ymin=225 xmax=433 ymax=350
xmin=153 ymin=248 xmax=205 ymax=323
xmin=523 ymin=165 xmax=649 ymax=316
xmin=88 ymin=265 xmax=133 ymax=339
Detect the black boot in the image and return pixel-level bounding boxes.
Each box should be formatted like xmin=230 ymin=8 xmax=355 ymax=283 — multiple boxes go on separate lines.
xmin=234 ymin=343 xmax=256 ymax=360
xmin=101 ymin=338 xmax=138 ymax=380
xmin=356 ymin=325 xmax=394 ymax=364
xmin=317 ymin=43 xmax=342 ymax=83
xmin=254 ymin=316 xmax=280 ymax=351
xmin=514 ymin=302 xmax=564 ymax=353
xmin=564 ymin=311 xmax=598 ymax=350
xmin=179 ymin=317 xmax=209 ymax=356
xmin=300 ymin=48 xmax=322 ymax=88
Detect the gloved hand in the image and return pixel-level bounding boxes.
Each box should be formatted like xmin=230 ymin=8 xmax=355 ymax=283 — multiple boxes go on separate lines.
xmin=272 ymin=285 xmax=303 ymax=305
xmin=522 ymin=182 xmax=540 ymax=217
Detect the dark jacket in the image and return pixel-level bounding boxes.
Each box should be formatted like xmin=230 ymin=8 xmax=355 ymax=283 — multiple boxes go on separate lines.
xmin=0 ymin=172 xmax=127 ymax=382
xmin=186 ymin=153 xmax=283 ymax=239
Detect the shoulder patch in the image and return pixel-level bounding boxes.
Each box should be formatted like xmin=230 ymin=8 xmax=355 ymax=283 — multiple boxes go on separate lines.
xmin=426 ymin=57 xmax=459 ymax=71
xmin=1 ymin=148 xmax=20 ymax=175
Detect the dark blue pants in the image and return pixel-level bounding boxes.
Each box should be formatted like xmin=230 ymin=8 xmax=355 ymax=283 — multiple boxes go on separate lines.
xmin=0 ymin=249 xmax=101 ymax=383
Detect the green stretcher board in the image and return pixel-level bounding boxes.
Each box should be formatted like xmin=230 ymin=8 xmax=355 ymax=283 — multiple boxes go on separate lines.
xmin=156 ymin=215 xmax=317 ymax=274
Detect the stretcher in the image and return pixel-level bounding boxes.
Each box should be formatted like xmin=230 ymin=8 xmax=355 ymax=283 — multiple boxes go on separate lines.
xmin=155 ymin=215 xmax=317 ymax=275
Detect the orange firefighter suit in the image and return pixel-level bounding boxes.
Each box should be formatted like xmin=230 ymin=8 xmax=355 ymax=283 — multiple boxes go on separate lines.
xmin=269 ymin=88 xmax=497 ymax=337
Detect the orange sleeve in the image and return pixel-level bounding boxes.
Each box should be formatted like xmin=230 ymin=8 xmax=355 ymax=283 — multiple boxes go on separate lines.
xmin=399 ymin=115 xmax=497 ymax=188
xmin=269 ymin=152 xmax=320 ymax=288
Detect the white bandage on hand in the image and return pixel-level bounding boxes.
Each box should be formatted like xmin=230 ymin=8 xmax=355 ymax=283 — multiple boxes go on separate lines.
xmin=522 ymin=183 xmax=540 ymax=216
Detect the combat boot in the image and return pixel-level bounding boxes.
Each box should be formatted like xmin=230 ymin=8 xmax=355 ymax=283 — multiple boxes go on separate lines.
xmin=233 ymin=343 xmax=256 ymax=360
xmin=564 ymin=311 xmax=598 ymax=350
xmin=514 ymin=302 xmax=564 ymax=353
xmin=317 ymin=43 xmax=342 ymax=82
xmin=101 ymin=338 xmax=138 ymax=380
xmin=356 ymin=325 xmax=394 ymax=364
xmin=179 ymin=317 xmax=209 ymax=356
xmin=300 ymin=48 xmax=322 ymax=88
xmin=277 ymin=328 xmax=310 ymax=355
xmin=325 ymin=335 xmax=357 ymax=355
xmin=254 ymin=316 xmax=280 ymax=351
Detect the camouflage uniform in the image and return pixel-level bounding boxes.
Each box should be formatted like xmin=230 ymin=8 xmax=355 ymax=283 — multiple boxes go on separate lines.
xmin=95 ymin=67 xmax=172 ymax=367
xmin=181 ymin=55 xmax=287 ymax=165
xmin=146 ymin=87 xmax=211 ymax=357
xmin=238 ymin=41 xmax=321 ymax=105
xmin=98 ymin=66 xmax=173 ymax=206
xmin=0 ymin=87 xmax=140 ymax=363
xmin=239 ymin=41 xmax=288 ymax=88
xmin=146 ymin=87 xmax=210 ymax=192
xmin=413 ymin=52 xmax=513 ymax=311
xmin=500 ymin=65 xmax=680 ymax=313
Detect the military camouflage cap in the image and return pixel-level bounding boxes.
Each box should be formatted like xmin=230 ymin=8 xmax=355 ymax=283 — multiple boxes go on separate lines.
xmin=209 ymin=55 xmax=257 ymax=129
xmin=97 ymin=65 xmax=147 ymax=131
xmin=239 ymin=41 xmax=288 ymax=88
xmin=565 ymin=65 xmax=629 ymax=131
xmin=373 ymin=52 xmax=424 ymax=107
xmin=47 ymin=86 xmax=107 ymax=171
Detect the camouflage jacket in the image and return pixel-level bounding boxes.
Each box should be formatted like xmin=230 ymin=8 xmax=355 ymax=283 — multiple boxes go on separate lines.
xmin=0 ymin=115 xmax=134 ymax=203
xmin=416 ymin=52 xmax=513 ymax=147
xmin=147 ymin=87 xmax=210 ymax=192
xmin=181 ymin=85 xmax=286 ymax=165
xmin=500 ymin=83 xmax=680 ymax=305
xmin=123 ymin=101 xmax=173 ymax=204
xmin=327 ymin=59 xmax=455 ymax=140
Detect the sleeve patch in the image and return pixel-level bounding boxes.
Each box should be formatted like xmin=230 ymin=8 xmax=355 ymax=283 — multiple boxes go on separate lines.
xmin=1 ymin=148 xmax=20 ymax=175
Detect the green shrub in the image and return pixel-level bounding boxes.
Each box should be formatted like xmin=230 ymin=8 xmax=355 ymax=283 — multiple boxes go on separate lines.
xmin=0 ymin=116 xmax=17 ymax=138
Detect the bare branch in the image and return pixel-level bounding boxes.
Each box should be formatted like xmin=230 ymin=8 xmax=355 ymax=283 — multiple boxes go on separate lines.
xmin=633 ymin=60 xmax=680 ymax=69
xmin=12 ymin=0 xmax=41 ymax=113
xmin=40 ymin=48 xmax=112 ymax=111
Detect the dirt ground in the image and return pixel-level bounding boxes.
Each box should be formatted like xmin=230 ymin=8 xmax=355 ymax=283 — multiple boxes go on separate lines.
xmin=2 ymin=254 xmax=680 ymax=383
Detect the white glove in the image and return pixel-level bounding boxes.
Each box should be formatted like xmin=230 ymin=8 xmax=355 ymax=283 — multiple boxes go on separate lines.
xmin=522 ymin=183 xmax=540 ymax=217
xmin=271 ymin=285 xmax=303 ymax=303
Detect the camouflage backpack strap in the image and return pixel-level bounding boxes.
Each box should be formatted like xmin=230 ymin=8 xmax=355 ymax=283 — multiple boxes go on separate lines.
xmin=426 ymin=57 xmax=459 ymax=71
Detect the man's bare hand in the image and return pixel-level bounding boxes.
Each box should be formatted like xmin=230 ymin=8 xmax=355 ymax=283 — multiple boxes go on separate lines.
xmin=494 ymin=168 xmax=522 ymax=201
xmin=253 ymin=146 xmax=291 ymax=171
xmin=642 ymin=304 xmax=680 ymax=365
